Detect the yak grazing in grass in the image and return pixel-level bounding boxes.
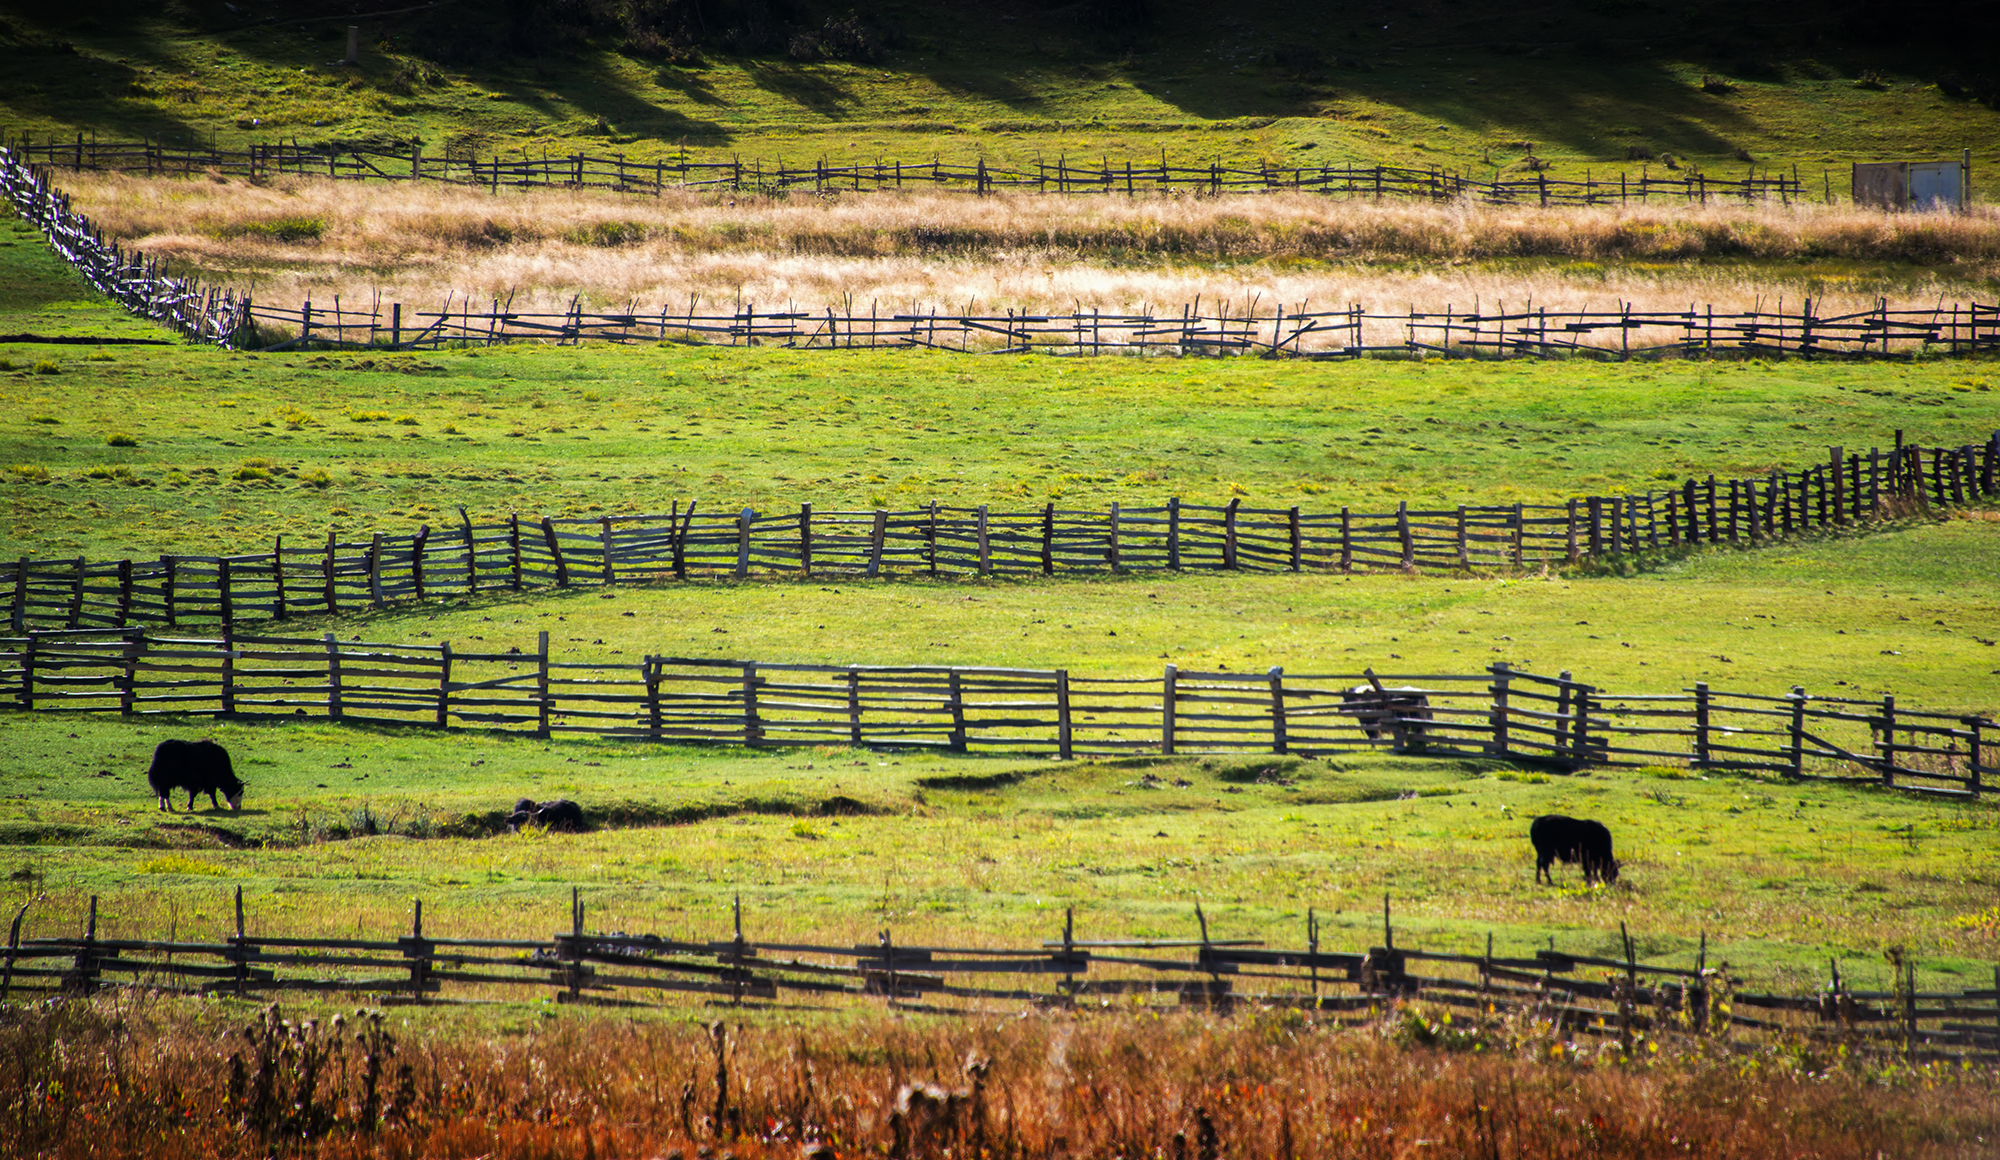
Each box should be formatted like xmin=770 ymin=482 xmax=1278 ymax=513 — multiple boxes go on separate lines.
xmin=508 ymin=798 xmax=587 ymax=833
xmin=1529 ymin=814 xmax=1618 ymax=884
xmin=146 ymin=738 xmax=244 ymax=812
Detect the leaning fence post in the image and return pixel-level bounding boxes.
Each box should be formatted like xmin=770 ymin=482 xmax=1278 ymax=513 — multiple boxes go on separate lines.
xmin=1162 ymin=664 xmax=1178 ymax=755
xmin=1055 ymin=669 xmax=1073 ymax=760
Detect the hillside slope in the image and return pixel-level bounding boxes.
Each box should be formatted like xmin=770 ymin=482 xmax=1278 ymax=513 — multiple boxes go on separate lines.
xmin=2 ymin=0 xmax=1997 ymax=197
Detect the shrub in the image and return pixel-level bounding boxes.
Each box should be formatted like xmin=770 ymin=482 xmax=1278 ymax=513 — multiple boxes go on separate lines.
xmin=222 ymin=216 xmax=328 ymax=243
xmin=396 ymin=415 xmax=420 ymax=426
xmin=8 ymin=464 xmax=51 ymax=482
xmin=27 ymin=414 xmax=58 ymax=425
xmin=299 ymin=469 xmax=334 ymax=489
xmin=348 ymin=410 xmax=392 ymax=423
xmin=32 ymin=359 xmax=59 ymax=375
xmin=104 ymin=431 xmax=139 ymax=447
xmin=278 ymin=407 xmax=315 ymax=429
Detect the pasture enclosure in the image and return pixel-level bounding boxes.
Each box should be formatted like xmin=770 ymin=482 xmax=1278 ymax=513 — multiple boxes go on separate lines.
xmin=6 ymin=888 xmax=1996 ymax=1063
xmin=242 ymin=294 xmax=2000 ymax=360
xmin=9 ymin=146 xmax=1999 ymax=357
xmin=1 ymin=629 xmax=1989 ymax=797
xmin=4 ymin=433 xmax=1993 ymax=635
xmin=9 ymin=132 xmax=1816 ymax=206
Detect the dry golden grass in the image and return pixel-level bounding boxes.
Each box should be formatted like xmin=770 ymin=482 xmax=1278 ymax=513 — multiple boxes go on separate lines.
xmin=60 ymin=172 xmax=2000 ymax=321
xmin=5 ymin=993 xmax=1996 ymax=1159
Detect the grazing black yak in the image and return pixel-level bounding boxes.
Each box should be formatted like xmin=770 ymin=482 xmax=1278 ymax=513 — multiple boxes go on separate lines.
xmin=1530 ymin=814 xmax=1619 ymax=884
xmin=146 ymin=738 xmax=244 ymax=812
xmin=508 ymin=798 xmax=587 ymax=833
xmin=1342 ymin=684 xmax=1433 ymax=741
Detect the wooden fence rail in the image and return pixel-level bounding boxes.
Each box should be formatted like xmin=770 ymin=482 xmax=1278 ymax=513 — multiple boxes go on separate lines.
xmin=1 ymin=629 xmax=1990 ymax=796
xmin=6 ymin=130 xmax=1816 ymax=206
xmin=5 ymin=435 xmax=1995 ymax=635
xmin=236 ymin=294 xmax=2000 ymax=360
xmin=0 ymin=147 xmax=248 ymax=345
xmin=4 ymin=889 xmax=1993 ymax=1061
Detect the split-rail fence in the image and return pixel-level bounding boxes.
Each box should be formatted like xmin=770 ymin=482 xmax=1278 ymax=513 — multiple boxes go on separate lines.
xmin=5 ymin=434 xmax=1995 ymax=636
xmin=241 ymin=292 xmax=2000 ymax=359
xmin=1 ymin=629 xmax=1990 ymax=797
xmin=5 ymin=144 xmax=1994 ymax=358
xmin=3 ymin=890 xmax=1994 ymax=1062
xmin=8 ymin=130 xmax=1814 ymax=206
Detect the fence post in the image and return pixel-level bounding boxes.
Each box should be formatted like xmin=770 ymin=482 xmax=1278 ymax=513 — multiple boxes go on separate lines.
xmin=847 ymin=668 xmax=862 ymax=744
xmin=436 ymin=641 xmax=453 ymax=727
xmin=1565 ymin=499 xmax=1580 ymax=562
xmin=1397 ymin=501 xmax=1413 ymax=569
xmin=948 ymin=670 xmax=967 ymax=752
xmin=738 ymin=508 xmax=756 ymax=579
xmin=1788 ymin=686 xmax=1807 ymax=778
xmin=162 ymin=555 xmax=177 ymax=627
xmin=270 ymin=535 xmax=287 ymax=621
xmin=1830 ymin=447 xmax=1846 ymax=524
xmin=1340 ymin=507 xmax=1355 ymax=572
xmin=1289 ymin=506 xmax=1304 ymax=571
xmin=868 ymin=509 xmax=889 ymax=577
xmin=1225 ymin=498 xmax=1241 ymax=569
xmin=219 ymin=624 xmax=236 ymax=715
xmin=117 ymin=559 xmax=132 ymax=625
xmin=1055 ymin=669 xmax=1073 ymax=760
xmin=1552 ymin=675 xmax=1575 ymax=762
xmin=1573 ymin=684 xmax=1592 ymax=766
xmin=1162 ymin=664 xmax=1178 ymax=755
xmin=536 ymin=630 xmax=551 ymax=738
xmin=977 ymin=505 xmax=991 ymax=577
xmin=1879 ymin=694 xmax=1896 ymax=788
xmin=119 ymin=631 xmax=140 ymax=714
xmin=742 ymin=661 xmax=761 ymax=747
xmin=325 ymin=633 xmax=343 ymax=721
xmin=926 ymin=501 xmax=939 ymax=576
xmin=1706 ymin=475 xmax=1719 ymax=541
xmin=598 ymin=517 xmax=615 ymax=585
xmin=1693 ymin=682 xmax=1710 ymax=768
xmin=1168 ymin=497 xmax=1182 ymax=570
xmin=1488 ymin=663 xmax=1512 ymax=759
xmin=216 ymin=557 xmax=234 ymax=628
xmin=509 ymin=514 xmax=524 ymax=590
xmin=368 ymin=532 xmax=386 ymax=607
xmin=1268 ymin=666 xmax=1288 ymax=755
xmin=1969 ymin=716 xmax=1986 ymax=797
xmin=542 ymin=518 xmax=570 ymax=587
xmin=1107 ymin=502 xmax=1121 ymax=571
xmin=460 ymin=507 xmax=478 ymax=596
xmin=1041 ymin=503 xmax=1055 ymax=575
xmin=17 ymin=633 xmax=34 ymax=711
xmin=800 ymin=503 xmax=813 ymax=578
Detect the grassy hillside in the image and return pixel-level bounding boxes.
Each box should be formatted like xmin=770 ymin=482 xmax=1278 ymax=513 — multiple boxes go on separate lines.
xmin=2 ymin=0 xmax=1997 ymax=197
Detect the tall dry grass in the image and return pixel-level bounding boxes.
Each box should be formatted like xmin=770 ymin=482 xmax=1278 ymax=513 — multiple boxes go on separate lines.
xmin=4 ymin=993 xmax=1995 ymax=1159
xmin=56 ymin=172 xmax=2000 ymax=320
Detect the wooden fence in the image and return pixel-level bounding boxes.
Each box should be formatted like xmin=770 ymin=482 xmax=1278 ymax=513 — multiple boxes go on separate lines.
xmin=0 ymin=147 xmax=248 ymax=345
xmin=0 ymin=629 xmax=1990 ymax=796
xmin=7 ymin=130 xmax=1814 ymax=206
xmin=5 ymin=434 xmax=1995 ymax=636
xmin=4 ymin=890 xmax=1994 ymax=1061
xmin=6 ymin=143 xmax=1993 ymax=360
xmin=241 ymin=292 xmax=2000 ymax=359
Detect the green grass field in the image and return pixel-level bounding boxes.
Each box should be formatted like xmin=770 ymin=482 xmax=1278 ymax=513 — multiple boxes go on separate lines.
xmin=3 ymin=706 xmax=1996 ymax=999
xmin=3 ymin=83 xmax=2000 ymax=1038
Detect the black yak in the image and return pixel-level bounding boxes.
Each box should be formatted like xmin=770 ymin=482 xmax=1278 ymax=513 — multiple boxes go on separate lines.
xmin=1342 ymin=684 xmax=1433 ymax=742
xmin=509 ymin=798 xmax=587 ymax=833
xmin=1530 ymin=814 xmax=1619 ymax=884
xmin=146 ymin=738 xmax=244 ymax=812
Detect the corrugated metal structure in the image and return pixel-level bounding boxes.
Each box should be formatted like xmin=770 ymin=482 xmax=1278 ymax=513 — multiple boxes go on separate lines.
xmin=1854 ymin=150 xmax=1971 ymax=210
